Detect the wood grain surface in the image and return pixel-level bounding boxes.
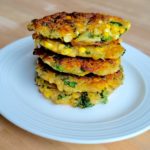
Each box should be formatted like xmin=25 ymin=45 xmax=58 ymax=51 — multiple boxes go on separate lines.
xmin=0 ymin=0 xmax=150 ymax=149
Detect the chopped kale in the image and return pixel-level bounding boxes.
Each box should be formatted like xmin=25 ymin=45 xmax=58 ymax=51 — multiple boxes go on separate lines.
xmin=121 ymin=49 xmax=126 ymax=56
xmin=88 ymin=33 xmax=101 ymax=38
xmin=101 ymin=36 xmax=112 ymax=42
xmin=54 ymin=64 xmax=63 ymax=72
xmin=110 ymin=21 xmax=123 ymax=26
xmin=63 ymin=79 xmax=77 ymax=88
xmin=77 ymin=92 xmax=94 ymax=108
xmin=85 ymin=51 xmax=91 ymax=54
xmin=100 ymin=90 xmax=109 ymax=104
xmin=57 ymin=93 xmax=67 ymax=99
xmin=88 ymin=32 xmax=95 ymax=38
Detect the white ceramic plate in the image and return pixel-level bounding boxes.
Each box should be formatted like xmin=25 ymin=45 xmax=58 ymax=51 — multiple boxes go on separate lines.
xmin=0 ymin=36 xmax=150 ymax=144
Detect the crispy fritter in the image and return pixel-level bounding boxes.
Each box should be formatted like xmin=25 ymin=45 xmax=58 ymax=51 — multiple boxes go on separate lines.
xmin=36 ymin=76 xmax=111 ymax=108
xmin=36 ymin=60 xmax=123 ymax=92
xmin=27 ymin=12 xmax=130 ymax=45
xmin=33 ymin=34 xmax=125 ymax=60
xmin=34 ymin=48 xmax=121 ymax=76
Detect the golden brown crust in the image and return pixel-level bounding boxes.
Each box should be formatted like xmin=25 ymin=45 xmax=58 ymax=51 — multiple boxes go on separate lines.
xmin=36 ymin=60 xmax=123 ymax=92
xmin=34 ymin=48 xmax=121 ymax=76
xmin=27 ymin=12 xmax=130 ymax=45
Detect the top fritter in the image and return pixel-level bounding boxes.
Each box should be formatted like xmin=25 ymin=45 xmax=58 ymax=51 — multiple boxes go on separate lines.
xmin=27 ymin=12 xmax=131 ymax=45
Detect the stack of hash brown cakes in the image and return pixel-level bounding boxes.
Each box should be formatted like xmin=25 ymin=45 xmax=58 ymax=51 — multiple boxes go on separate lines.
xmin=27 ymin=12 xmax=130 ymax=108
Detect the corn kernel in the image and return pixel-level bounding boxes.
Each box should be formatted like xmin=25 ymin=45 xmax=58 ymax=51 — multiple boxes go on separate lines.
xmin=120 ymin=28 xmax=124 ymax=34
xmin=93 ymin=56 xmax=99 ymax=60
xmin=112 ymin=26 xmax=119 ymax=32
xmin=44 ymin=41 xmax=53 ymax=49
xmin=103 ymin=32 xmax=109 ymax=37
xmin=63 ymin=48 xmax=71 ymax=55
xmin=79 ymin=47 xmax=86 ymax=53
xmin=114 ymin=34 xmax=119 ymax=39
xmin=127 ymin=23 xmax=131 ymax=30
xmin=75 ymin=30 xmax=80 ymax=36
xmin=64 ymin=34 xmax=73 ymax=42
xmin=58 ymin=44 xmax=65 ymax=50
xmin=66 ymin=16 xmax=71 ymax=20
xmin=45 ymin=91 xmax=51 ymax=98
xmin=104 ymin=28 xmax=110 ymax=33
xmin=72 ymin=93 xmax=79 ymax=99
xmin=106 ymin=24 xmax=111 ymax=29
xmin=98 ymin=20 xmax=103 ymax=24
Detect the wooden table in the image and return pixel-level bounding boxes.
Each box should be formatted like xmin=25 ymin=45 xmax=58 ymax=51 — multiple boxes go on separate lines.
xmin=0 ymin=0 xmax=150 ymax=149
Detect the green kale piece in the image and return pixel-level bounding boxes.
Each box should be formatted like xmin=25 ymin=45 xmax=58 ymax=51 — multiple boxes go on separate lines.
xmin=77 ymin=92 xmax=94 ymax=108
xmin=54 ymin=64 xmax=63 ymax=72
xmin=110 ymin=21 xmax=123 ymax=26
xmin=63 ymin=79 xmax=77 ymax=88
xmin=57 ymin=93 xmax=67 ymax=99
xmin=100 ymin=90 xmax=109 ymax=104
xmin=101 ymin=36 xmax=112 ymax=42
xmin=85 ymin=51 xmax=91 ymax=54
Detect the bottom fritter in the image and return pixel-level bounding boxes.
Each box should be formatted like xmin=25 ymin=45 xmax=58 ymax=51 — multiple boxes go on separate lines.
xmin=35 ymin=76 xmax=112 ymax=108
